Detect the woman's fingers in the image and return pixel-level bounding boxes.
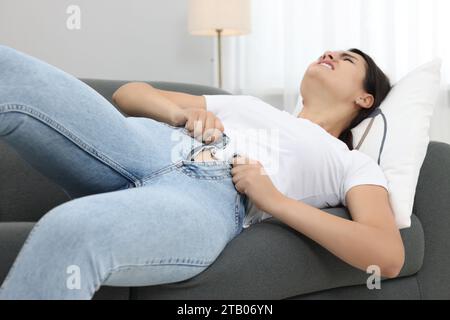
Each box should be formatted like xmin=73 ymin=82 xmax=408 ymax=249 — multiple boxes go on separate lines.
xmin=231 ymin=171 xmax=245 ymax=184
xmin=231 ymin=165 xmax=247 ymax=175
xmin=204 ymin=113 xmax=224 ymax=144
xmin=186 ymin=111 xmax=204 ymax=141
xmin=184 ymin=109 xmax=225 ymax=144
xmin=232 ymin=155 xmax=256 ymax=167
xmin=211 ymin=118 xmax=224 ymax=143
xmin=233 ymin=178 xmax=246 ymax=194
xmin=215 ymin=118 xmax=225 ymax=132
xmin=194 ymin=112 xmax=207 ymax=141
xmin=184 ymin=110 xmax=196 ymax=133
xmin=184 ymin=117 xmax=191 ymax=132
xmin=231 ymin=170 xmax=246 ymax=193
xmin=203 ymin=113 xmax=216 ymax=143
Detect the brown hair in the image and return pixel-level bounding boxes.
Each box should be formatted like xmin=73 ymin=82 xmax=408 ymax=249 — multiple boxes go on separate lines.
xmin=338 ymin=48 xmax=392 ymax=150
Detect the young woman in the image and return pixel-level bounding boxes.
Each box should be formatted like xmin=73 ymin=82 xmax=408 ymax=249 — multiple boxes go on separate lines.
xmin=0 ymin=45 xmax=404 ymax=299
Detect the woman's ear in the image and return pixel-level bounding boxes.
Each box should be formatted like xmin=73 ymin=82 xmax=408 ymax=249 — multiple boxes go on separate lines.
xmin=355 ymin=94 xmax=374 ymax=109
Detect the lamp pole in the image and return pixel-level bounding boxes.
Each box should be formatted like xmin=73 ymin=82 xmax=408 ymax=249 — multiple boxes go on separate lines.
xmin=216 ymin=28 xmax=223 ymax=88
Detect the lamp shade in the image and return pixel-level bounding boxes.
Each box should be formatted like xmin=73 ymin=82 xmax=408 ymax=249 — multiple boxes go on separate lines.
xmin=188 ymin=0 xmax=251 ymax=36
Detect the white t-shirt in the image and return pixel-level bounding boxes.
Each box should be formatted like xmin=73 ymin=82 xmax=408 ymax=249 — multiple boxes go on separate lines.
xmin=203 ymin=94 xmax=389 ymax=228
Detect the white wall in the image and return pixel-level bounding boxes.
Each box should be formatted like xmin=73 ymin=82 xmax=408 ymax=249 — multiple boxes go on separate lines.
xmin=0 ymin=0 xmax=215 ymax=85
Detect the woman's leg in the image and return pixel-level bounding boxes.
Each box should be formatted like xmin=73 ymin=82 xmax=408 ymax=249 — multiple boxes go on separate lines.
xmin=0 ymin=45 xmax=199 ymax=198
xmin=0 ymin=161 xmax=246 ymax=300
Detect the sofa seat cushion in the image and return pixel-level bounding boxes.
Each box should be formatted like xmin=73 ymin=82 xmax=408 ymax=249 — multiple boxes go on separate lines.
xmin=131 ymin=207 xmax=424 ymax=299
xmin=0 ymin=209 xmax=423 ymax=300
xmin=0 ymin=222 xmax=35 ymax=283
xmin=0 ymin=222 xmax=130 ymax=299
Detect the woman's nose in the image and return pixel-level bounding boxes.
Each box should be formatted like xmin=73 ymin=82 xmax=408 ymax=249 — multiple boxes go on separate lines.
xmin=321 ymin=51 xmax=335 ymax=61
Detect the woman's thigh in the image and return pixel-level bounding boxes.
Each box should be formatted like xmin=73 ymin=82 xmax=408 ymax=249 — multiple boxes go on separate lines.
xmin=102 ymin=165 xmax=246 ymax=287
xmin=78 ymin=174 xmax=241 ymax=287
xmin=0 ymin=163 xmax=246 ymax=299
xmin=0 ymin=45 xmax=200 ymax=198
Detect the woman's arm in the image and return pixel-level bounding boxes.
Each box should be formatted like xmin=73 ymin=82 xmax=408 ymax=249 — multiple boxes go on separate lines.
xmin=112 ymin=82 xmax=206 ymax=126
xmin=112 ymin=82 xmax=224 ymax=143
xmin=272 ymin=186 xmax=404 ymax=278
xmin=231 ymin=157 xmax=405 ymax=279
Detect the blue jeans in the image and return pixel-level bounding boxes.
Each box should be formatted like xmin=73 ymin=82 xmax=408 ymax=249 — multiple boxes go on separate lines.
xmin=0 ymin=45 xmax=247 ymax=299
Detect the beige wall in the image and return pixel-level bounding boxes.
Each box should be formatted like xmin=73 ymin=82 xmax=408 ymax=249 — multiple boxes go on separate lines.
xmin=0 ymin=0 xmax=215 ymax=85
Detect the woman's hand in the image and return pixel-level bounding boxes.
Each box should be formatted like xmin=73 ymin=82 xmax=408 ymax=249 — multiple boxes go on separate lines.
xmin=231 ymin=156 xmax=285 ymax=213
xmin=181 ymin=108 xmax=224 ymax=144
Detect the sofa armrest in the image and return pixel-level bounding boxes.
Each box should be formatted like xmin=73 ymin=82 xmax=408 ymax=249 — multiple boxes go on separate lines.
xmin=413 ymin=141 xmax=450 ymax=299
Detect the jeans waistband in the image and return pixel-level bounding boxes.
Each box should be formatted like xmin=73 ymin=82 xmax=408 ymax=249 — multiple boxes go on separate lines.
xmin=178 ymin=159 xmax=233 ymax=179
xmin=186 ymin=132 xmax=231 ymax=161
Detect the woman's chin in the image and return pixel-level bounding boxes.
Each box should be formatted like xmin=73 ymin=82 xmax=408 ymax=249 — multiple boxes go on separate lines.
xmin=304 ymin=72 xmax=333 ymax=89
xmin=306 ymin=66 xmax=332 ymax=80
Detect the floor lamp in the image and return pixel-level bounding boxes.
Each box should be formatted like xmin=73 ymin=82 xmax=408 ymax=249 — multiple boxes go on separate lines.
xmin=188 ymin=0 xmax=251 ymax=89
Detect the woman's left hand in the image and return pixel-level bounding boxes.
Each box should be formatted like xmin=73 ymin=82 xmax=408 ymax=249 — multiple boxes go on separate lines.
xmin=231 ymin=156 xmax=285 ymax=213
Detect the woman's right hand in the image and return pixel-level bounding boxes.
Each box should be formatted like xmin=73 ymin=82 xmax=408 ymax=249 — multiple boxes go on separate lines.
xmin=180 ymin=108 xmax=225 ymax=144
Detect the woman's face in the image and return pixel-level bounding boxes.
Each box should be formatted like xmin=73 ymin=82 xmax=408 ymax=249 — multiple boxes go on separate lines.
xmin=301 ymin=50 xmax=368 ymax=104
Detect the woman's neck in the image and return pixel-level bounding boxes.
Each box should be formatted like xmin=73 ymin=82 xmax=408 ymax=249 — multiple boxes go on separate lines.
xmin=297 ymin=103 xmax=352 ymax=139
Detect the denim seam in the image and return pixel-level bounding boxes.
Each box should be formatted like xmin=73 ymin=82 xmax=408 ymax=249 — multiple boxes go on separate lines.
xmin=139 ymin=161 xmax=182 ymax=184
xmin=100 ymin=258 xmax=212 ymax=288
xmin=111 ymin=258 xmax=213 ymax=270
xmin=0 ymin=103 xmax=140 ymax=186
xmin=182 ymin=160 xmax=232 ymax=167
xmin=141 ymin=162 xmax=232 ymax=182
xmin=234 ymin=193 xmax=241 ymax=234
xmin=179 ymin=171 xmax=231 ymax=180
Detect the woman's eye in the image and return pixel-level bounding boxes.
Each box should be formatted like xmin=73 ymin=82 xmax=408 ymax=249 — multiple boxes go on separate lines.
xmin=344 ymin=58 xmax=354 ymax=64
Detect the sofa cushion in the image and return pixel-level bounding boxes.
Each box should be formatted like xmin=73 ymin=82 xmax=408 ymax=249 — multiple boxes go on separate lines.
xmin=0 ymin=222 xmax=36 ymax=283
xmin=130 ymin=208 xmax=424 ymax=300
xmin=0 ymin=142 xmax=70 ymax=222
xmin=0 ymin=222 xmax=130 ymax=299
xmin=290 ymin=275 xmax=421 ymax=300
xmin=0 ymin=209 xmax=423 ymax=299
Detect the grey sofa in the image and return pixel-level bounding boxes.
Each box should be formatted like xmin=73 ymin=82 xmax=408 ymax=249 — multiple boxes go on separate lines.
xmin=1 ymin=78 xmax=449 ymax=300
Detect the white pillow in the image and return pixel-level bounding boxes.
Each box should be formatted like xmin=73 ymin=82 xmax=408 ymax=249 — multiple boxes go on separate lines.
xmin=351 ymin=59 xmax=442 ymax=229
